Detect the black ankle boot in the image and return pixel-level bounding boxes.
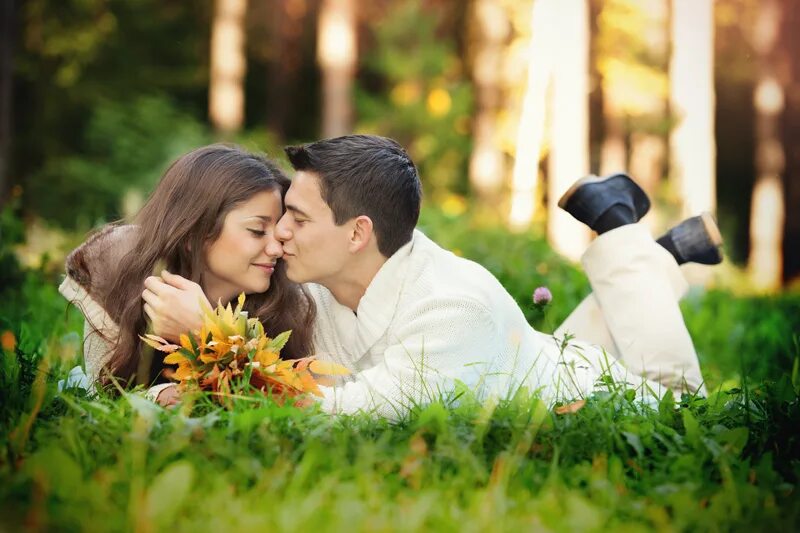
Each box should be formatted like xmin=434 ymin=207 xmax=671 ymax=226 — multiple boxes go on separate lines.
xmin=657 ymin=212 xmax=723 ymax=265
xmin=558 ymin=173 xmax=651 ymax=233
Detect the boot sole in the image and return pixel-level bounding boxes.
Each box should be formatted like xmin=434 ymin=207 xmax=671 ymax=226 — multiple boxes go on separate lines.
xmin=557 ymin=174 xmax=603 ymax=210
xmin=700 ymin=211 xmax=723 ymax=247
xmin=557 ymin=173 xmax=650 ymax=220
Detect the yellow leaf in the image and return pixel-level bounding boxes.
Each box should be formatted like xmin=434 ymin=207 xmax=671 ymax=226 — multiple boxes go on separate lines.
xmin=309 ymin=360 xmax=351 ymax=376
xmin=314 ymin=375 xmax=337 ymax=387
xmin=179 ymin=334 xmax=193 ymax=351
xmin=254 ymin=350 xmax=279 ymax=367
xmin=163 ymin=352 xmax=185 ymax=364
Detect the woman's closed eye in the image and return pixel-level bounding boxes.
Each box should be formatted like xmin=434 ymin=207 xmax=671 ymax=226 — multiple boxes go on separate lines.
xmin=248 ymin=229 xmax=267 ymax=237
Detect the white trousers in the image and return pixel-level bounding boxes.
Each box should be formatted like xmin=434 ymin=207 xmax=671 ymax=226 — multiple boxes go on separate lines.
xmin=555 ymin=224 xmax=707 ymax=396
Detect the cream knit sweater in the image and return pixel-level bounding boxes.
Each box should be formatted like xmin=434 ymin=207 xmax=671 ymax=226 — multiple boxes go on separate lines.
xmin=312 ymin=230 xmax=639 ymax=419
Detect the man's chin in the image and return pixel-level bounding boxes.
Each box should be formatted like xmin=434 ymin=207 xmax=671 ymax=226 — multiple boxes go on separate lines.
xmin=284 ymin=266 xmax=303 ymax=284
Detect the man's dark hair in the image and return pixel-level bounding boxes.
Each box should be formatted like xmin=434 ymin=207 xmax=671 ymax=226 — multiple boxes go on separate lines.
xmin=284 ymin=135 xmax=422 ymax=257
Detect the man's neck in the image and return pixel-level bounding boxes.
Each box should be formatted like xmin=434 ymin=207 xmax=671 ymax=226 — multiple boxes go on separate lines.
xmin=325 ymin=253 xmax=388 ymax=312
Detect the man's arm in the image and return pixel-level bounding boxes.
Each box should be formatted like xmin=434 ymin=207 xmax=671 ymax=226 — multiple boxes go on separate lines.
xmin=142 ymin=271 xmax=208 ymax=341
xmin=320 ymin=297 xmax=502 ymax=420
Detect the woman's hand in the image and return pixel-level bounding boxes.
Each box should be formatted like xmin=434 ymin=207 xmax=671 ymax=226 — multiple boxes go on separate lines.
xmin=142 ymin=270 xmax=209 ymax=342
xmin=155 ymin=384 xmax=181 ymax=408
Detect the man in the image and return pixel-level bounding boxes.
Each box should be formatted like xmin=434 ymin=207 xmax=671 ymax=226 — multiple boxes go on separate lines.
xmin=145 ymin=135 xmax=721 ymax=418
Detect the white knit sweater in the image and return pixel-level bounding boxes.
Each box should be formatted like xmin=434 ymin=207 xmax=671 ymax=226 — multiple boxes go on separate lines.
xmin=312 ymin=230 xmax=635 ymax=419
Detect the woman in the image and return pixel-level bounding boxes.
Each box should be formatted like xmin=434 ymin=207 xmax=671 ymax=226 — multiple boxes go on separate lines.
xmin=59 ymin=144 xmax=316 ymax=403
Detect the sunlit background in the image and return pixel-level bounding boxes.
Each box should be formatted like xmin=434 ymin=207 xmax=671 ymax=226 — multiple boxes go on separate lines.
xmin=1 ymin=0 xmax=798 ymax=292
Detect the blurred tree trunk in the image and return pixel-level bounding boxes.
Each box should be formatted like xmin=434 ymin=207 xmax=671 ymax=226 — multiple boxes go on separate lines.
xmin=0 ymin=0 xmax=13 ymax=202
xmin=509 ymin=0 xmax=556 ymax=231
xmin=628 ymin=0 xmax=668 ymax=199
xmin=468 ymin=0 xmax=510 ymax=205
xmin=748 ymin=0 xmax=785 ymax=290
xmin=669 ymin=0 xmax=716 ymax=216
xmin=209 ymin=0 xmax=248 ymax=134
xmin=782 ymin=0 xmax=800 ymax=284
xmin=509 ymin=0 xmax=590 ymax=261
xmin=547 ymin=1 xmax=591 ymax=261
xmin=599 ymin=92 xmax=626 ymax=176
xmin=266 ymin=0 xmax=308 ymax=139
xmin=318 ymin=0 xmax=356 ymax=138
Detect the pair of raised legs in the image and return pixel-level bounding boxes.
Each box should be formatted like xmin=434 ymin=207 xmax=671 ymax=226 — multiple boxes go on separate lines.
xmin=554 ymin=174 xmax=722 ymax=396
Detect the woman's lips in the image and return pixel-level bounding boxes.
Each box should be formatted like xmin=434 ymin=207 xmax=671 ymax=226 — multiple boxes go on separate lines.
xmin=253 ymin=263 xmax=275 ymax=274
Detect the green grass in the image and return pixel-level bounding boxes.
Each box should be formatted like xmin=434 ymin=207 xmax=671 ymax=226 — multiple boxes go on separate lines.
xmin=1 ymin=215 xmax=799 ymax=532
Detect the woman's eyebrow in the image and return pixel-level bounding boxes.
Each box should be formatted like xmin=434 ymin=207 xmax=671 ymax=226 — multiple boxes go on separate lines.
xmin=244 ymin=215 xmax=273 ymax=223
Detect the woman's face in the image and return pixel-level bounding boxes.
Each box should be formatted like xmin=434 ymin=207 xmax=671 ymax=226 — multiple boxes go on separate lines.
xmin=203 ymin=189 xmax=285 ymax=304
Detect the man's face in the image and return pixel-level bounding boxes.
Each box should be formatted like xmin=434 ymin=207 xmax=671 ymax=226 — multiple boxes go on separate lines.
xmin=275 ymin=171 xmax=353 ymax=285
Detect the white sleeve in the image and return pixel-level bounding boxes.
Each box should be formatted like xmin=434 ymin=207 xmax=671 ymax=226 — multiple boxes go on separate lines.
xmin=320 ymin=298 xmax=500 ymax=420
xmin=59 ymin=276 xmax=118 ymax=383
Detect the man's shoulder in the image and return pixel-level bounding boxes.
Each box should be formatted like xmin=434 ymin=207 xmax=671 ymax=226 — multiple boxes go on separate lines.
xmin=406 ymin=229 xmax=506 ymax=297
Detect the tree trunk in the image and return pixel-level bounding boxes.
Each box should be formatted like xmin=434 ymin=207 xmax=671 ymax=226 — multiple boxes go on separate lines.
xmin=629 ymin=0 xmax=668 ymax=199
xmin=780 ymin=0 xmax=800 ymax=284
xmin=669 ymin=0 xmax=716 ymax=217
xmin=468 ymin=0 xmax=510 ymax=203
xmin=265 ymin=0 xmax=308 ymax=139
xmin=547 ymin=0 xmax=591 ymax=261
xmin=509 ymin=0 xmax=557 ymax=230
xmin=0 ymin=0 xmax=14 ymax=202
xmin=209 ymin=0 xmax=248 ymax=134
xmin=318 ymin=0 xmax=356 ymax=138
xmin=748 ymin=0 xmax=785 ymax=290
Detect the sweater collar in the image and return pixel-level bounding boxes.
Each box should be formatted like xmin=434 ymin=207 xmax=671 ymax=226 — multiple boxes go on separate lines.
xmin=326 ymin=231 xmax=417 ymax=358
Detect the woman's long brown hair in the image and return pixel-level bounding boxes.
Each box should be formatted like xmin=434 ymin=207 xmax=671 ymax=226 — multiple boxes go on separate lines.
xmin=103 ymin=144 xmax=316 ymax=387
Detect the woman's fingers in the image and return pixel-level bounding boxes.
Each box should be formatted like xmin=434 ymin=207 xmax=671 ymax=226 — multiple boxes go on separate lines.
xmin=160 ymin=270 xmax=197 ymax=290
xmin=142 ymin=288 xmax=158 ymax=306
xmin=144 ymin=275 xmax=170 ymax=295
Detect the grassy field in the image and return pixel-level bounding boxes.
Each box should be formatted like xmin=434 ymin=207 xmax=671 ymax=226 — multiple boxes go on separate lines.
xmin=1 ymin=214 xmax=799 ymax=532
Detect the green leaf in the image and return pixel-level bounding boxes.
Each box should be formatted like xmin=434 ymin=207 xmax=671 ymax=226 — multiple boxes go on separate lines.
xmin=717 ymin=427 xmax=749 ymax=456
xmin=267 ymin=330 xmax=292 ymax=353
xmin=682 ymin=409 xmax=701 ymax=448
xmin=658 ymin=388 xmax=675 ymax=420
xmin=622 ymin=431 xmax=644 ymax=457
xmin=145 ymin=461 xmax=195 ymax=523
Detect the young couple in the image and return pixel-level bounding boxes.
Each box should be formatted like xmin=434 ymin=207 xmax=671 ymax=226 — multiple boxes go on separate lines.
xmin=61 ymin=135 xmax=722 ymax=419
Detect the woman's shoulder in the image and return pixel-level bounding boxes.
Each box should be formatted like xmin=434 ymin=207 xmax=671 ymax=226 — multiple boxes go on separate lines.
xmin=65 ymin=224 xmax=138 ymax=295
xmin=62 ymin=224 xmax=140 ymax=326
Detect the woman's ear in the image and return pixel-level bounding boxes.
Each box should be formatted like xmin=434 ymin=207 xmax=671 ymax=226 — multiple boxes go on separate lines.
xmin=349 ymin=215 xmax=375 ymax=253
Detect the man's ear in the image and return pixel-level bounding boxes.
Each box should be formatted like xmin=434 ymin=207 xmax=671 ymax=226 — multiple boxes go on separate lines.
xmin=348 ymin=215 xmax=375 ymax=253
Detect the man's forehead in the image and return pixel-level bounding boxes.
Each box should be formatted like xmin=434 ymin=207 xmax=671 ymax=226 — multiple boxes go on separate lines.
xmin=287 ymin=170 xmax=327 ymax=210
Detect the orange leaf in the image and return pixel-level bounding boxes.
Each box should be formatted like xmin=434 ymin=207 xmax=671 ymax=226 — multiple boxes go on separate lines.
xmin=554 ymin=399 xmax=586 ymax=415
xmin=1 ymin=331 xmax=16 ymax=352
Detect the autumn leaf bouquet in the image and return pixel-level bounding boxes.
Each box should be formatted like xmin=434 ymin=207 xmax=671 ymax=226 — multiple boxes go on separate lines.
xmin=141 ymin=294 xmax=349 ymax=407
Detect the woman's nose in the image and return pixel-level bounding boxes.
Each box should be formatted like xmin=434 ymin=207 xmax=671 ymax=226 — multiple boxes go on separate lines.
xmin=265 ymin=235 xmax=284 ymax=259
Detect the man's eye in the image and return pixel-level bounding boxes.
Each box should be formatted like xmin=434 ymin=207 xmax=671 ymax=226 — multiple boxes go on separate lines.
xmin=248 ymin=229 xmax=267 ymax=237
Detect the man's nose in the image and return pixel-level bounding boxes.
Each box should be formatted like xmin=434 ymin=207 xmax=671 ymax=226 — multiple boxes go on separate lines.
xmin=275 ymin=214 xmax=292 ymax=242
